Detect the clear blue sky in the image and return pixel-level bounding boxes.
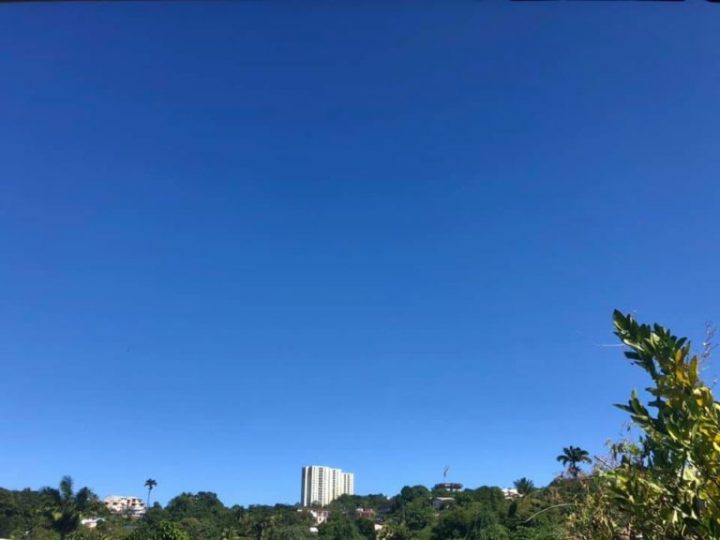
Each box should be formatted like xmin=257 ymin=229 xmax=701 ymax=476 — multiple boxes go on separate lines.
xmin=1 ymin=0 xmax=719 ymax=507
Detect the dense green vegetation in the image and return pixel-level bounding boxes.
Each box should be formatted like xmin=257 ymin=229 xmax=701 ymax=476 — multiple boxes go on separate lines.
xmin=2 ymin=312 xmax=718 ymax=539
xmin=0 ymin=482 xmax=572 ymax=540
xmin=567 ymin=311 xmax=720 ymax=539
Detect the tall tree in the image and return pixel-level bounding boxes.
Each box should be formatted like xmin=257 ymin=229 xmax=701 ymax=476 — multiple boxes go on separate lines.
xmin=41 ymin=476 xmax=95 ymax=540
xmin=556 ymin=446 xmax=590 ymax=478
xmin=145 ymin=479 xmax=158 ymax=507
xmin=513 ymin=478 xmax=535 ymax=495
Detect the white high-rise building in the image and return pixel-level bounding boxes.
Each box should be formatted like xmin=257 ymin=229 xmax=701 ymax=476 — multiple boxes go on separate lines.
xmin=301 ymin=465 xmax=355 ymax=507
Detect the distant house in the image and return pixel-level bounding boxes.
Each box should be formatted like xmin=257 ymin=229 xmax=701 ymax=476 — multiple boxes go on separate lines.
xmin=104 ymin=495 xmax=146 ymax=518
xmin=81 ymin=517 xmax=104 ymax=529
xmin=433 ymin=482 xmax=463 ymax=492
xmin=432 ymin=497 xmax=455 ymax=510
xmin=502 ymin=488 xmax=520 ymax=499
xmin=299 ymin=507 xmax=329 ymax=525
xmin=355 ymin=507 xmax=376 ymax=520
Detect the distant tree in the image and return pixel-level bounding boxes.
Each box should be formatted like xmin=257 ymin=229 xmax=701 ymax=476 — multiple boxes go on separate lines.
xmin=555 ymin=446 xmax=590 ymax=478
xmin=30 ymin=528 xmax=63 ymax=540
xmin=145 ymin=479 xmax=158 ymax=507
xmin=326 ymin=494 xmax=359 ymax=514
xmin=67 ymin=528 xmax=110 ymax=540
xmin=127 ymin=520 xmax=191 ymax=540
xmin=431 ymin=503 xmax=498 ymax=540
xmin=404 ymin=499 xmax=435 ymax=531
xmin=377 ymin=523 xmax=412 ymax=540
xmin=266 ymin=524 xmax=315 ymax=540
xmin=513 ymin=478 xmax=535 ymax=495
xmin=398 ymin=486 xmax=430 ymax=505
xmin=356 ymin=518 xmax=377 ymax=540
xmin=166 ymin=491 xmax=227 ymax=521
xmin=318 ymin=514 xmax=363 ymax=540
xmin=478 ymin=523 xmax=510 ymax=540
xmin=144 ymin=502 xmax=171 ymax=527
xmin=164 ymin=492 xmax=234 ymax=540
xmin=0 ymin=487 xmax=54 ymax=538
xmin=41 ymin=476 xmax=97 ymax=540
xmin=395 ymin=485 xmax=433 ymax=529
xmin=452 ymin=487 xmax=506 ymax=510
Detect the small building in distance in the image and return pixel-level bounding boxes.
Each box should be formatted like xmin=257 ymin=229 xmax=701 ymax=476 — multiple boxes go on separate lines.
xmin=104 ymin=496 xmax=146 ymax=518
xmin=432 ymin=476 xmax=463 ymax=509
xmin=80 ymin=518 xmax=104 ymax=529
xmin=433 ymin=482 xmax=463 ymax=493
xmin=355 ymin=508 xmax=376 ymax=520
xmin=432 ymin=497 xmax=456 ymax=510
xmin=300 ymin=508 xmax=330 ymax=525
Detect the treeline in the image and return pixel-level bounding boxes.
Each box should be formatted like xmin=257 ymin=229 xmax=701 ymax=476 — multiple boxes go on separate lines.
xmin=3 ymin=312 xmax=720 ymax=540
xmin=0 ymin=479 xmax=571 ymax=540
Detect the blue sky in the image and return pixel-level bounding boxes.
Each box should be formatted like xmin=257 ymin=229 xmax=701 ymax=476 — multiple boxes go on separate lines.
xmin=1 ymin=1 xmax=719 ymax=507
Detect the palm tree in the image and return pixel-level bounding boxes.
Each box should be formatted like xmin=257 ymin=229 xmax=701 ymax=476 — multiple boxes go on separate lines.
xmin=144 ymin=478 xmax=158 ymax=507
xmin=42 ymin=476 xmax=95 ymax=540
xmin=513 ymin=477 xmax=535 ymax=495
xmin=556 ymin=446 xmax=591 ymax=478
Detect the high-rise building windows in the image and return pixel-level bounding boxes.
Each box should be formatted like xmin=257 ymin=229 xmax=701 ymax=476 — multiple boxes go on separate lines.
xmin=300 ymin=465 xmax=355 ymax=507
